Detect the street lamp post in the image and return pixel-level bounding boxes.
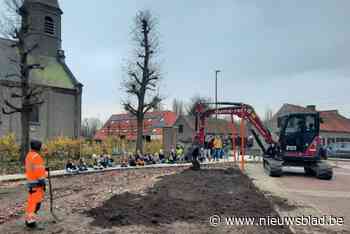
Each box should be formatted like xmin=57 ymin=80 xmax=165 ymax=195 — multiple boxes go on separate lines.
xmin=215 ymin=70 xmax=221 ymax=121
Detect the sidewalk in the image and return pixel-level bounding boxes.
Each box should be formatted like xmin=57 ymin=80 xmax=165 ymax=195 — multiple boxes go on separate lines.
xmin=0 ymin=155 xmax=261 ymax=183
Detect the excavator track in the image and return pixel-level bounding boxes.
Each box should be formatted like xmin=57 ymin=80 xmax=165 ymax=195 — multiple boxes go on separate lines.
xmin=263 ymin=157 xmax=283 ymax=177
xmin=313 ymin=161 xmax=333 ymax=180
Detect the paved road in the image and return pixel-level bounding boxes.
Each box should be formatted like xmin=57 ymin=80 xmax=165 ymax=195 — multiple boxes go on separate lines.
xmin=246 ymin=160 xmax=350 ymax=234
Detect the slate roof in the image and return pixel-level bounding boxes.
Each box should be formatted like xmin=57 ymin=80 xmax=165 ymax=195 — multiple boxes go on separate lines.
xmin=0 ymin=37 xmax=78 ymax=90
xmin=272 ymin=104 xmax=350 ymax=133
xmin=25 ymin=0 xmax=60 ymax=8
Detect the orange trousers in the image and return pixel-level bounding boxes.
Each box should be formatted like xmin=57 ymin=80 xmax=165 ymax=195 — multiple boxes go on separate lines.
xmin=25 ymin=186 xmax=45 ymax=222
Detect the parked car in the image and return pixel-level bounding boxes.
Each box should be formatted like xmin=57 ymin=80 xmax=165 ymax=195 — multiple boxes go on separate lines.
xmin=326 ymin=142 xmax=350 ymax=158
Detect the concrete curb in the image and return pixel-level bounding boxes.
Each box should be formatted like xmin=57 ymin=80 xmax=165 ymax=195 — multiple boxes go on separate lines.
xmin=0 ymin=160 xmax=258 ymax=183
xmin=0 ymin=163 xmax=191 ymax=183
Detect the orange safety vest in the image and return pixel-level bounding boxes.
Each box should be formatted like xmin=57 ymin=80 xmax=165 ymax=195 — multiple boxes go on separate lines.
xmin=25 ymin=150 xmax=47 ymax=182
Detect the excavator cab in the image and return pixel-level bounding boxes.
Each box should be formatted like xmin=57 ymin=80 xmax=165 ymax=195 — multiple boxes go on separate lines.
xmin=278 ymin=113 xmax=320 ymax=160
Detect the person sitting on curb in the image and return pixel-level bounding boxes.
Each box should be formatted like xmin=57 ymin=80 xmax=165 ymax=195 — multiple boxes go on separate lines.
xmin=78 ymin=158 xmax=88 ymax=172
xmin=147 ymin=154 xmax=156 ymax=164
xmin=128 ymin=154 xmax=137 ymax=167
xmin=92 ymin=154 xmax=104 ymax=170
xmin=107 ymin=154 xmax=114 ymax=167
xmin=170 ymin=148 xmax=177 ymax=163
xmin=153 ymin=152 xmax=160 ymax=164
xmin=135 ymin=151 xmax=145 ymax=166
xmin=121 ymin=156 xmax=128 ymax=167
xmin=65 ymin=159 xmax=79 ymax=173
xmin=159 ymin=149 xmax=165 ymax=163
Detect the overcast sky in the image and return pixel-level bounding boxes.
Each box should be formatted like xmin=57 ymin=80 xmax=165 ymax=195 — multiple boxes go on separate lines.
xmin=7 ymin=0 xmax=350 ymax=121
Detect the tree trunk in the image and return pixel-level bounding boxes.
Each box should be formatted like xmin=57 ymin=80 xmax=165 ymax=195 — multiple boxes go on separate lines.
xmin=20 ymin=110 xmax=30 ymax=164
xmin=136 ymin=113 xmax=144 ymax=154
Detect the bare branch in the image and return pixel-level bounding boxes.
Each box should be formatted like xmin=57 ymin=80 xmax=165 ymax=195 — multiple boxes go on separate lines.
xmin=145 ymin=86 xmax=156 ymax=92
xmin=11 ymin=93 xmax=22 ymax=98
xmin=27 ymin=64 xmax=45 ymax=71
xmin=2 ymin=107 xmax=20 ymax=115
xmin=26 ymin=86 xmax=43 ymax=99
xmin=126 ymin=82 xmax=140 ymax=97
xmin=0 ymin=82 xmax=22 ymax=88
xmin=143 ymin=95 xmax=162 ymax=114
xmin=123 ymin=102 xmax=138 ymax=116
xmin=8 ymin=57 xmax=18 ymax=64
xmin=28 ymin=100 xmax=44 ymax=106
xmin=5 ymin=73 xmax=21 ymax=79
xmin=137 ymin=53 xmax=145 ymax=58
xmin=4 ymin=100 xmax=22 ymax=112
xmin=136 ymin=62 xmax=144 ymax=71
xmin=128 ymin=72 xmax=142 ymax=85
xmin=25 ymin=43 xmax=38 ymax=55
xmin=146 ymin=76 xmax=159 ymax=83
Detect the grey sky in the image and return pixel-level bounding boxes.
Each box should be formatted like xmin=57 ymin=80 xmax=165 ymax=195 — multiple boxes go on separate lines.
xmin=4 ymin=0 xmax=350 ymax=121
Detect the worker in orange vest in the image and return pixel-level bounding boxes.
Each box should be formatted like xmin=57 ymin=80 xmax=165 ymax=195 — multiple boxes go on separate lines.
xmin=25 ymin=140 xmax=48 ymax=229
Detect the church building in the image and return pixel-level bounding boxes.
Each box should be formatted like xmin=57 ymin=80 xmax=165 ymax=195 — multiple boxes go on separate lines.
xmin=0 ymin=0 xmax=82 ymax=141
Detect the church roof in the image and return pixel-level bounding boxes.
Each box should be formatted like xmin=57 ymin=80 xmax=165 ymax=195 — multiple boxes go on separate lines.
xmin=0 ymin=37 xmax=78 ymax=90
xmin=25 ymin=0 xmax=60 ymax=8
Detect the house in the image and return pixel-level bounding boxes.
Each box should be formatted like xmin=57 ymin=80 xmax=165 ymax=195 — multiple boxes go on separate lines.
xmin=94 ymin=111 xmax=177 ymax=141
xmin=0 ymin=0 xmax=82 ymax=141
xmin=270 ymin=104 xmax=350 ymax=145
xmin=172 ymin=115 xmax=236 ymax=144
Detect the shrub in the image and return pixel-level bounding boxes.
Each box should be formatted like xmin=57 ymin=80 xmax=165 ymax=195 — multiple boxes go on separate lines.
xmin=0 ymin=133 xmax=20 ymax=162
xmin=144 ymin=140 xmax=162 ymax=154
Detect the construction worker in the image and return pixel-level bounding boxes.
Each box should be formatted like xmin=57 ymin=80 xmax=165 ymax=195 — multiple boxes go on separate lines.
xmin=25 ymin=140 xmax=48 ymax=229
xmin=213 ymin=136 xmax=223 ymax=161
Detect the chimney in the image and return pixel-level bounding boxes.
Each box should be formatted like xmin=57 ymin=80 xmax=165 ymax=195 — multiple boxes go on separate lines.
xmin=306 ymin=105 xmax=316 ymax=111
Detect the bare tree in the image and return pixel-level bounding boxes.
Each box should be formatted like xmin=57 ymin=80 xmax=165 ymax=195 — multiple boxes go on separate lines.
xmin=172 ymin=98 xmax=184 ymax=117
xmin=121 ymin=10 xmax=162 ymax=153
xmin=186 ymin=95 xmax=212 ymax=116
xmin=81 ymin=117 xmax=103 ymax=139
xmin=263 ymin=107 xmax=274 ymax=130
xmin=0 ymin=0 xmax=45 ymax=162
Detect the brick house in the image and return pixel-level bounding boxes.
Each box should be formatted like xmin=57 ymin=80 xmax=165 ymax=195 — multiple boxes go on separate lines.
xmin=270 ymin=104 xmax=350 ymax=145
xmin=94 ymin=111 xmax=177 ymax=141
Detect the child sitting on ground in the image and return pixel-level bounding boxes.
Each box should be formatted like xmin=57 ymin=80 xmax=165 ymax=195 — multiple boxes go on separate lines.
xmin=128 ymin=155 xmax=137 ymax=167
xmin=65 ymin=159 xmax=79 ymax=173
xmin=78 ymin=158 xmax=88 ymax=172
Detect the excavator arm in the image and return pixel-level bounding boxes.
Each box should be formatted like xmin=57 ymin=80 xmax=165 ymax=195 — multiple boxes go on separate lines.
xmin=195 ymin=102 xmax=277 ymax=155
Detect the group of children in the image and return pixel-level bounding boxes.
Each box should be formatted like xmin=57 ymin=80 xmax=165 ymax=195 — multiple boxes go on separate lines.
xmin=121 ymin=145 xmax=185 ymax=167
xmin=65 ymin=145 xmax=188 ymax=172
xmin=65 ymin=152 xmax=114 ymax=173
xmin=65 ymin=158 xmax=88 ymax=173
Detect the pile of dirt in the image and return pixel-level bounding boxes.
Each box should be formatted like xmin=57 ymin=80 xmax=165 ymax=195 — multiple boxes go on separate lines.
xmin=86 ymin=167 xmax=292 ymax=233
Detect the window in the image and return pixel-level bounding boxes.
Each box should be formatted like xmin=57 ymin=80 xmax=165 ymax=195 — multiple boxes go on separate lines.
xmin=178 ymin=124 xmax=184 ymax=134
xmin=44 ymin=16 xmax=55 ymax=35
xmin=30 ymin=106 xmax=40 ymax=124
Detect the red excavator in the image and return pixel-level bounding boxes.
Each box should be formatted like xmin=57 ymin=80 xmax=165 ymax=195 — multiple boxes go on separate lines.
xmin=194 ymin=102 xmax=333 ymax=180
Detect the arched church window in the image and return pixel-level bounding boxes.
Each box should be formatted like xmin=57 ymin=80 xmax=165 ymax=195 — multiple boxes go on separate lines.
xmin=44 ymin=16 xmax=55 ymax=35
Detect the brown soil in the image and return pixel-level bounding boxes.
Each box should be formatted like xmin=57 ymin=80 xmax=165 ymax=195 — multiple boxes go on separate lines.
xmin=0 ymin=164 xmax=292 ymax=233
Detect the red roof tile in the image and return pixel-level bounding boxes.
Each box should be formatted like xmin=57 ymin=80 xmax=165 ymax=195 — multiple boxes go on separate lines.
xmin=94 ymin=111 xmax=177 ymax=141
xmin=320 ymin=110 xmax=350 ymax=133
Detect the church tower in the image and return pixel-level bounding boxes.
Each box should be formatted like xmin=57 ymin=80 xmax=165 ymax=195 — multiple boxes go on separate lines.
xmin=20 ymin=0 xmax=63 ymax=57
